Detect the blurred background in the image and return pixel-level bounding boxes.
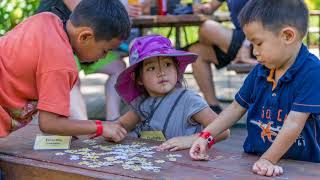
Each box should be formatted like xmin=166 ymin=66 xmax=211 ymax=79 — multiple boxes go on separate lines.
xmin=0 ymin=0 xmax=319 ymax=48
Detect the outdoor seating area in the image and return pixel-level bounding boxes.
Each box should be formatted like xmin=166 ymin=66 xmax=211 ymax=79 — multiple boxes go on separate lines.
xmin=1 ymin=0 xmax=320 ymax=179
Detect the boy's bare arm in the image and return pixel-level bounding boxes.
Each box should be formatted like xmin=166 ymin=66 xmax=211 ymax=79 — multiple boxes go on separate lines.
xmin=39 ymin=110 xmax=127 ymax=142
xmin=192 ymin=107 xmax=230 ymax=142
xmin=189 ymin=101 xmax=246 ymax=160
xmin=202 ymin=101 xmax=246 ymax=138
xmin=117 ymin=111 xmax=141 ymax=132
xmin=260 ymin=111 xmax=309 ymax=164
xmin=39 ymin=110 xmax=96 ymax=135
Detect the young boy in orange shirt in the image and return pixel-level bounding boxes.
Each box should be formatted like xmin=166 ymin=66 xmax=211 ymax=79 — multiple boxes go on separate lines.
xmin=190 ymin=0 xmax=320 ymax=177
xmin=0 ymin=0 xmax=130 ymax=141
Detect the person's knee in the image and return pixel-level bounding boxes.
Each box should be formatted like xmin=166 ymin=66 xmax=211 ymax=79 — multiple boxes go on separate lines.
xmin=199 ymin=20 xmax=222 ymax=45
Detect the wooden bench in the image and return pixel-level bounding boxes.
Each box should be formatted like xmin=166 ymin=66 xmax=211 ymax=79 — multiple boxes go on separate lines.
xmin=131 ymin=13 xmax=230 ymax=49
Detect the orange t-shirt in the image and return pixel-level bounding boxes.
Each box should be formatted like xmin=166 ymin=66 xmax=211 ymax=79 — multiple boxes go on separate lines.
xmin=0 ymin=12 xmax=78 ymax=136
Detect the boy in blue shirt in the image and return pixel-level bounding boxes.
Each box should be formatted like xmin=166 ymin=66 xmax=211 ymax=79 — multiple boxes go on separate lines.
xmin=190 ymin=0 xmax=319 ymax=177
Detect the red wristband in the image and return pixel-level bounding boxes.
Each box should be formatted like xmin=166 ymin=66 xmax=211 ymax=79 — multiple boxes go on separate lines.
xmin=199 ymin=131 xmax=215 ymax=149
xmin=90 ymin=120 xmax=103 ymax=139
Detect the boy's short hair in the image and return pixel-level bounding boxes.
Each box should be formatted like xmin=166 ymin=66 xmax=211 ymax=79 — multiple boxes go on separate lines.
xmin=238 ymin=0 xmax=309 ymax=38
xmin=70 ymin=0 xmax=131 ymax=41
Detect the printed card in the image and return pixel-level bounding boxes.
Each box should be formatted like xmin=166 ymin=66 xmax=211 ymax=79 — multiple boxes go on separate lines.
xmin=33 ymin=134 xmax=71 ymax=150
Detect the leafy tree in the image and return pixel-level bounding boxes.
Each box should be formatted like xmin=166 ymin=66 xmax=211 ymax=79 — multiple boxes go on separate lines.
xmin=0 ymin=0 xmax=39 ymax=35
xmin=306 ymin=0 xmax=320 ymax=10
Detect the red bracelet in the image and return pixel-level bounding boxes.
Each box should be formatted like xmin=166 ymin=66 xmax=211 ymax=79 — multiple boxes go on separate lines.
xmin=199 ymin=131 xmax=215 ymax=149
xmin=90 ymin=120 xmax=103 ymax=139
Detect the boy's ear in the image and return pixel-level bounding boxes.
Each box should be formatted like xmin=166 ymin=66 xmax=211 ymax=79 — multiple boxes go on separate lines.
xmin=78 ymin=28 xmax=94 ymax=43
xmin=281 ymin=27 xmax=296 ymax=44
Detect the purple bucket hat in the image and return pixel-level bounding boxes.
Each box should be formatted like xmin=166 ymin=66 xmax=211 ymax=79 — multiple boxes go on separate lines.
xmin=116 ymin=34 xmax=198 ymax=103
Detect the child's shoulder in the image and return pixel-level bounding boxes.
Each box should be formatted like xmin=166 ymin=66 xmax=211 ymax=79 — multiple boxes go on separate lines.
xmin=11 ymin=12 xmax=62 ymax=37
xmin=299 ymin=51 xmax=320 ymax=74
xmin=24 ymin=12 xmax=61 ymax=25
xmin=175 ymin=88 xmax=208 ymax=105
xmin=173 ymin=88 xmax=197 ymax=97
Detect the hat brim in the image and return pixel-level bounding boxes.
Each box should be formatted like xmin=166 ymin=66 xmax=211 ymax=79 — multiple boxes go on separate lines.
xmin=116 ymin=50 xmax=197 ymax=103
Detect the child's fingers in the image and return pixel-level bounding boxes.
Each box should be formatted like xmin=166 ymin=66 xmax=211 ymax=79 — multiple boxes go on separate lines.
xmin=119 ymin=127 xmax=127 ymax=136
xmin=255 ymin=163 xmax=267 ymax=176
xmin=190 ymin=138 xmax=209 ymax=160
xmin=265 ymin=165 xmax=274 ymax=177
xmin=273 ymin=166 xmax=280 ymax=176
xmin=158 ymin=144 xmax=170 ymax=151
xmin=273 ymin=166 xmax=283 ymax=176
xmin=252 ymin=163 xmax=260 ymax=174
xmin=257 ymin=167 xmax=268 ymax=176
xmin=189 ymin=144 xmax=200 ymax=160
xmin=199 ymin=142 xmax=208 ymax=157
xmin=169 ymin=146 xmax=181 ymax=152
xmin=279 ymin=166 xmax=283 ymax=175
xmin=112 ymin=133 xmax=122 ymax=142
xmin=113 ymin=130 xmax=126 ymax=142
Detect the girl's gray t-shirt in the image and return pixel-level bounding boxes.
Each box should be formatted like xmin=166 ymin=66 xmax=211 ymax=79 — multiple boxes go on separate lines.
xmin=129 ymin=88 xmax=209 ymax=139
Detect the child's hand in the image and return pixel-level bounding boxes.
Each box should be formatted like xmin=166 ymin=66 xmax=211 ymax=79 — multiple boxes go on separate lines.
xmin=158 ymin=136 xmax=194 ymax=151
xmin=102 ymin=121 xmax=127 ymax=142
xmin=189 ymin=137 xmax=210 ymax=161
xmin=252 ymin=158 xmax=283 ymax=177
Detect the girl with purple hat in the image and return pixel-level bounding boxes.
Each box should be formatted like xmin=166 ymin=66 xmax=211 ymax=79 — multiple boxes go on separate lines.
xmin=115 ymin=35 xmax=230 ymax=151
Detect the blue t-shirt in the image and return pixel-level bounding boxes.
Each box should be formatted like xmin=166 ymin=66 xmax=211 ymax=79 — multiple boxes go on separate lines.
xmin=218 ymin=0 xmax=249 ymax=30
xmin=235 ymin=44 xmax=320 ymax=162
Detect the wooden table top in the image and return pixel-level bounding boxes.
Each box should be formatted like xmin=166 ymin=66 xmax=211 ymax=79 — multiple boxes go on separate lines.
xmin=0 ymin=125 xmax=319 ymax=180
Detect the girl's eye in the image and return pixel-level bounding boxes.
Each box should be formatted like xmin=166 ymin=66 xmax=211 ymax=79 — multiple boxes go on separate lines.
xmin=165 ymin=62 xmax=172 ymax=67
xmin=257 ymin=42 xmax=262 ymax=46
xmin=147 ymin=66 xmax=155 ymax=71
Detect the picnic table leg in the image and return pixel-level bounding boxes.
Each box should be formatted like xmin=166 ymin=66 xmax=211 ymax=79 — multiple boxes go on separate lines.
xmin=175 ymin=25 xmax=181 ymax=49
xmin=183 ymin=26 xmax=189 ymax=46
xmin=166 ymin=27 xmax=173 ymax=39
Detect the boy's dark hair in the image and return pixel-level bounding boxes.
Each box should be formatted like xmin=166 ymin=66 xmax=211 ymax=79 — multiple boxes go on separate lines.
xmin=239 ymin=0 xmax=309 ymax=38
xmin=70 ymin=0 xmax=131 ymax=41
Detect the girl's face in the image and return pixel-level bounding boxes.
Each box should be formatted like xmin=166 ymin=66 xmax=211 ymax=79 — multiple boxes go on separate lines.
xmin=139 ymin=56 xmax=178 ymax=97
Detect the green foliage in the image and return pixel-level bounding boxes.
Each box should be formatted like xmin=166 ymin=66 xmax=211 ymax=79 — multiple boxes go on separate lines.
xmin=0 ymin=0 xmax=39 ymax=35
xmin=306 ymin=0 xmax=320 ymax=10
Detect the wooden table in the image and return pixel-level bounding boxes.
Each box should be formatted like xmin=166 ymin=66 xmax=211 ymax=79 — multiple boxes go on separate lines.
xmin=131 ymin=13 xmax=230 ymax=49
xmin=0 ymin=125 xmax=319 ymax=179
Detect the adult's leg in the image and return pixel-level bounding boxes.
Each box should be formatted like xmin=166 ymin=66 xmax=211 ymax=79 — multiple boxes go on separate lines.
xmin=189 ymin=20 xmax=233 ymax=106
xmin=96 ymin=59 xmax=126 ymax=120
